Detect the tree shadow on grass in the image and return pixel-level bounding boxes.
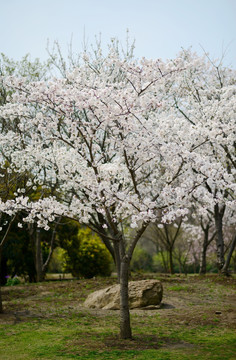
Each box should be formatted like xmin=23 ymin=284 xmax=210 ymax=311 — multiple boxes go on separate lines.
xmin=103 ymin=334 xmax=195 ymax=351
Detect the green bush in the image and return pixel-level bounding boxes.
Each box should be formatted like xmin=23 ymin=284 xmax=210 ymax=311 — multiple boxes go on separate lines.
xmin=72 ymin=237 xmax=112 ymax=278
xmin=5 ymin=276 xmax=21 ymax=286
xmin=62 ymin=226 xmax=112 ymax=279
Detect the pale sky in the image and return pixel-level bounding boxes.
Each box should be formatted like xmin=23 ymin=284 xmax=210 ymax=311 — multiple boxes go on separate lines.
xmin=1 ymin=0 xmax=236 ymax=67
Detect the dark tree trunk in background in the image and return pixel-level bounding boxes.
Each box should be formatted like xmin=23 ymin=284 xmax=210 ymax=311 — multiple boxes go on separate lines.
xmin=199 ymin=224 xmax=209 ymax=275
xmin=0 ymin=255 xmax=7 ymax=285
xmin=214 ymin=204 xmax=225 ymax=271
xmin=159 ymin=248 xmax=168 ymax=273
xmin=113 ymin=240 xmax=121 ymax=282
xmin=0 ymin=249 xmax=3 ymax=313
xmin=199 ymin=218 xmax=216 ymax=275
xmin=222 ymin=233 xmax=236 ymax=276
xmin=0 ymin=289 xmax=2 ymax=314
xmin=35 ymin=229 xmax=43 ymax=282
xmin=41 ymin=219 xmax=60 ymax=279
xmin=199 ymin=244 xmax=207 ymax=275
xmin=169 ymin=246 xmax=174 ymax=274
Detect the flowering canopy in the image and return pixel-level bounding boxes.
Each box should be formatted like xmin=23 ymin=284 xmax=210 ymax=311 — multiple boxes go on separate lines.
xmin=0 ymin=50 xmax=235 ymax=234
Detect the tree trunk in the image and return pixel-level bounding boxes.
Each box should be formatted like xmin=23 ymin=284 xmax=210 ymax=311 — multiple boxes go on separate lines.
xmin=214 ymin=204 xmax=225 ymax=270
xmin=160 ymin=249 xmax=168 ymax=273
xmin=119 ymin=257 xmax=132 ymax=339
xmin=0 ymin=249 xmax=3 ymax=313
xmin=41 ymin=220 xmax=60 ymax=279
xmin=222 ymin=233 xmax=236 ymax=276
xmin=35 ymin=229 xmax=43 ymax=282
xmin=101 ymin=235 xmax=116 ymax=265
xmin=169 ymin=246 xmax=174 ymax=274
xmin=199 ymin=224 xmax=209 ymax=275
xmin=199 ymin=245 xmax=207 ymax=275
xmin=113 ymin=241 xmax=121 ymax=282
xmin=0 ymin=287 xmax=2 ymax=314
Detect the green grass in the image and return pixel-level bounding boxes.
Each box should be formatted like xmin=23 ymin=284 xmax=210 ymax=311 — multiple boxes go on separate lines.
xmin=166 ymin=285 xmax=189 ymax=291
xmin=0 ymin=275 xmax=235 ymax=359
xmin=1 ymin=322 xmax=235 ymax=360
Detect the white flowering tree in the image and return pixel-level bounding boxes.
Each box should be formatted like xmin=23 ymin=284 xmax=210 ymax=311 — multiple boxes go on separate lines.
xmin=183 ymin=215 xmax=216 ymax=274
xmin=0 ymin=50 xmax=235 ymax=337
xmin=0 ymin=54 xmax=53 ymax=312
xmin=167 ymin=50 xmax=236 ymax=271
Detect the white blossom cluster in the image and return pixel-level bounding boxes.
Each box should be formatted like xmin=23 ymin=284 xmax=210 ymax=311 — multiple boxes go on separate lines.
xmin=0 ymin=50 xmax=235 ymax=232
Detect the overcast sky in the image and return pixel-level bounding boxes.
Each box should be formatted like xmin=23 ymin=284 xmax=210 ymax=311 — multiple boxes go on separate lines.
xmin=1 ymin=0 xmax=236 ymax=67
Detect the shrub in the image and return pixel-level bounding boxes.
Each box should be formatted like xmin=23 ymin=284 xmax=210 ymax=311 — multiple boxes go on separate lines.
xmin=5 ymin=276 xmax=21 ymax=286
xmin=73 ymin=238 xmax=112 ymax=278
xmin=63 ymin=227 xmax=112 ymax=279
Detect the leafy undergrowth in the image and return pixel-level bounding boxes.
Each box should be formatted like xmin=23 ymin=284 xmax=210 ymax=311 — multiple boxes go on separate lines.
xmin=0 ymin=274 xmax=235 ymax=359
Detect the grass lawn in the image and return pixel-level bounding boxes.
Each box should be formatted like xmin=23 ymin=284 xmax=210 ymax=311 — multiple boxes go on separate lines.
xmin=0 ymin=274 xmax=235 ymax=359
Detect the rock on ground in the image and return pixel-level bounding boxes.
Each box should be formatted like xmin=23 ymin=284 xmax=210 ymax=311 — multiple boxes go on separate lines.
xmin=84 ymin=279 xmax=163 ymax=310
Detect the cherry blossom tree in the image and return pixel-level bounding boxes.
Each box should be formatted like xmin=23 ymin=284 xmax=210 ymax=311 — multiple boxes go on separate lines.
xmin=167 ymin=50 xmax=236 ymax=271
xmin=183 ymin=218 xmax=216 ymax=274
xmin=0 ymin=54 xmax=54 ymax=311
xmin=184 ymin=206 xmax=236 ymax=274
xmin=0 ymin=49 xmax=235 ymax=338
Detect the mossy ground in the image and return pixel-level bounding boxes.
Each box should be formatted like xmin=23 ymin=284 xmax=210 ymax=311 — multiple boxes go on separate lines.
xmin=0 ymin=274 xmax=235 ymax=359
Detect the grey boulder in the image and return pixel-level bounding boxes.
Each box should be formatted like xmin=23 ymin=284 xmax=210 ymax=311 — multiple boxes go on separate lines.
xmin=84 ymin=279 xmax=163 ymax=310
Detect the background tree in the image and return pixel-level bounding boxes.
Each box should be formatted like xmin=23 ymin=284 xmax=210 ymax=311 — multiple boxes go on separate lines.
xmin=143 ymin=219 xmax=182 ymax=274
xmin=0 ymin=53 xmax=54 ymax=311
xmin=168 ymin=50 xmax=236 ymax=271
xmin=182 ymin=212 xmax=216 ymax=275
